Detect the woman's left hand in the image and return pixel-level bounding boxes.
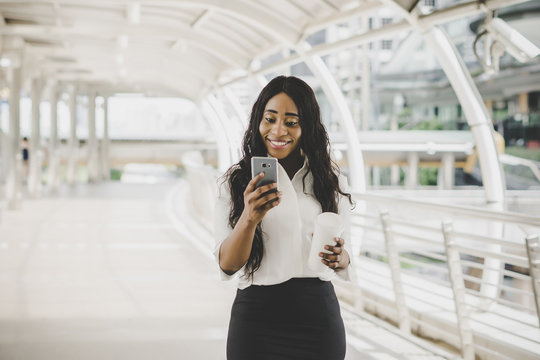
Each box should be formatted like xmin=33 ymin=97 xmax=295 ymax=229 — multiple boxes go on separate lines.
xmin=319 ymin=237 xmax=350 ymax=271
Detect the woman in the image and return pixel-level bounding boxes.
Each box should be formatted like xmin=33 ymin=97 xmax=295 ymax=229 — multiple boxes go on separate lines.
xmin=214 ymin=75 xmax=353 ymax=359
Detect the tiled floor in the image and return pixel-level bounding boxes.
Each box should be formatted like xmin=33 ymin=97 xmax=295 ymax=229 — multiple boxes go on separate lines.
xmin=0 ymin=181 xmax=453 ymax=360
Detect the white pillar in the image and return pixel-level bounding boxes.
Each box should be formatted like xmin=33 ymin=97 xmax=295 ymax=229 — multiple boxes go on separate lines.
xmin=364 ymin=165 xmax=371 ymax=188
xmin=423 ymin=27 xmax=504 ymax=203
xmin=101 ymin=97 xmax=110 ymax=180
xmin=87 ymin=91 xmax=98 ymax=182
xmin=406 ymin=152 xmax=419 ymax=189
xmin=298 ymin=43 xmax=366 ymax=192
xmin=391 ymin=165 xmax=400 ymax=186
xmin=48 ymin=84 xmax=60 ymax=190
xmin=423 ymin=26 xmax=504 ymax=301
xmin=372 ymin=166 xmax=380 ymax=189
xmin=0 ymin=106 xmax=6 ymax=185
xmin=67 ymin=86 xmax=78 ymax=185
xmin=207 ymin=93 xmax=242 ymax=165
xmin=361 ymin=15 xmax=371 ymax=132
xmin=348 ymin=19 xmax=359 ymax=129
xmin=222 ymin=87 xmax=247 ymax=127
xmin=439 ymin=152 xmax=455 ymax=190
xmin=6 ymin=65 xmax=22 ymax=210
xmin=200 ymin=99 xmax=232 ymax=172
xmin=28 ymin=78 xmax=43 ymax=198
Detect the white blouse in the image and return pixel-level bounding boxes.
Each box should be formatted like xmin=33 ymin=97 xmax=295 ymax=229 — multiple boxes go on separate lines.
xmin=213 ymin=159 xmax=352 ymax=289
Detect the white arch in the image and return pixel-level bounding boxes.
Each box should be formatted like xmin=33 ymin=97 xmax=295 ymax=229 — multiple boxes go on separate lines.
xmin=296 ymin=43 xmax=366 ymax=192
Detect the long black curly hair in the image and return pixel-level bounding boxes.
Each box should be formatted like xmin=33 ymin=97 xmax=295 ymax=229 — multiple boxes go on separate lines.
xmin=223 ymin=75 xmax=352 ymax=280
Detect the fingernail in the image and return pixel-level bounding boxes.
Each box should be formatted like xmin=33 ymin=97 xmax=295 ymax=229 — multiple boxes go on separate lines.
xmin=319 ymin=252 xmax=323 ymax=257
xmin=324 ymin=245 xmax=330 ymax=250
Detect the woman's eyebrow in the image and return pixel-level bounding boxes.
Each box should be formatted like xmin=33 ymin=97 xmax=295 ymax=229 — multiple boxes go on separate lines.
xmin=264 ymin=109 xmax=299 ymax=117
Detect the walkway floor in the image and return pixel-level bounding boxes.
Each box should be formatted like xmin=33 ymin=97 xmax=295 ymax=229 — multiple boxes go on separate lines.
xmin=0 ymin=181 xmax=454 ymax=360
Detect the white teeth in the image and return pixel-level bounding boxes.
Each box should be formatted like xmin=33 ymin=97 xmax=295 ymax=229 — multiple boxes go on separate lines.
xmin=269 ymin=139 xmax=288 ymax=145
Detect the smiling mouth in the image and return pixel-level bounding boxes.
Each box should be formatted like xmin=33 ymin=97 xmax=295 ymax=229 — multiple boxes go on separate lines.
xmin=266 ymin=138 xmax=292 ymax=149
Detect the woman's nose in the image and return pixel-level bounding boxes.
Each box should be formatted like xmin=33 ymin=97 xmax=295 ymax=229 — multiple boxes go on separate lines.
xmin=270 ymin=121 xmax=287 ymax=135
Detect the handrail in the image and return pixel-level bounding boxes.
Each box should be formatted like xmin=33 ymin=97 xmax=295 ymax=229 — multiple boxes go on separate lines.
xmin=184 ymin=162 xmax=540 ymax=360
xmin=353 ymin=192 xmax=540 ymax=227
xmin=349 ymin=190 xmax=540 ymax=359
xmin=500 ymin=153 xmax=540 ymax=184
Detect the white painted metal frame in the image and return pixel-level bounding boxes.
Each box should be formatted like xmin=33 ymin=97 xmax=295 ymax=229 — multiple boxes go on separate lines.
xmin=526 ymin=234 xmax=540 ymax=327
xmin=48 ymin=82 xmax=60 ymax=190
xmin=442 ymin=221 xmax=475 ymax=360
xmin=6 ymin=64 xmax=22 ymax=210
xmin=352 ymin=191 xmax=540 ymax=360
xmin=66 ymin=85 xmax=78 ymax=185
xmin=181 ymin=161 xmax=540 ymax=360
xmin=297 ymin=43 xmax=366 ymax=192
xmin=101 ymin=96 xmax=110 ymax=181
xmin=199 ymin=99 xmax=233 ymax=172
xmin=380 ymin=211 xmax=412 ymax=334
xmin=28 ymin=77 xmax=43 ymax=198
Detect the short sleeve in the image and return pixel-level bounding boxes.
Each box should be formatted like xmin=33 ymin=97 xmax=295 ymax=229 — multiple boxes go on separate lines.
xmin=213 ymin=178 xmax=239 ymax=281
xmin=336 ymin=174 xmax=353 ymax=281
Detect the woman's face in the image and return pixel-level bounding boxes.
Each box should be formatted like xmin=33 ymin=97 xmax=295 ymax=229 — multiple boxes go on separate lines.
xmin=259 ymin=92 xmax=302 ymax=159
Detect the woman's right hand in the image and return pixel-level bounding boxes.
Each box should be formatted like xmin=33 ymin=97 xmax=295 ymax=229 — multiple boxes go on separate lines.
xmin=242 ymin=172 xmax=281 ymax=225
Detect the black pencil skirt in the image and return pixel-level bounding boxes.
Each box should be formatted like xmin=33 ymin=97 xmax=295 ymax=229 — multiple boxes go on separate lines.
xmin=226 ymin=278 xmax=346 ymax=360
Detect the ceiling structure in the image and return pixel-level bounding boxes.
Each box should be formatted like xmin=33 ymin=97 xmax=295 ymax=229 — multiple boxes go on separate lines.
xmin=0 ymin=0 xmax=379 ymax=99
xmin=0 ymin=0 xmax=534 ymax=102
xmin=0 ymin=0 xmax=536 ymax=203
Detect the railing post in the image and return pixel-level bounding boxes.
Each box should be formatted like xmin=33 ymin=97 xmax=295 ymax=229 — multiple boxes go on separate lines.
xmin=525 ymin=234 xmax=540 ymax=327
xmin=380 ymin=211 xmax=411 ymax=334
xmin=442 ymin=221 xmax=474 ymax=360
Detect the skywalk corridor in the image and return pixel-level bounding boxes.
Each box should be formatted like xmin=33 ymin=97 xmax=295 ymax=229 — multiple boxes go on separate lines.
xmin=0 ymin=180 xmax=452 ymax=360
xmin=0 ymin=0 xmax=539 ymax=359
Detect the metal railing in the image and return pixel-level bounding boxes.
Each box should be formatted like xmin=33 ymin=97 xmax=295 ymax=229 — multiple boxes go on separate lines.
xmin=500 ymin=153 xmax=540 ymax=185
xmin=181 ymin=159 xmax=540 ymax=360
xmin=350 ymin=192 xmax=540 ymax=360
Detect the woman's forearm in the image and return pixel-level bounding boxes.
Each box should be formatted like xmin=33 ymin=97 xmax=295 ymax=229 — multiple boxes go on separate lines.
xmin=218 ymin=214 xmax=258 ymax=275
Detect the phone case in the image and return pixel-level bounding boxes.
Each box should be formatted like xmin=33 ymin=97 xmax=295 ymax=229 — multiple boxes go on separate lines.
xmin=251 ymin=157 xmax=278 ymax=189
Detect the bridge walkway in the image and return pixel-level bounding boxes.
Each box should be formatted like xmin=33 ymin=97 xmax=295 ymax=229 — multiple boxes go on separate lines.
xmin=0 ymin=181 xmax=455 ymax=360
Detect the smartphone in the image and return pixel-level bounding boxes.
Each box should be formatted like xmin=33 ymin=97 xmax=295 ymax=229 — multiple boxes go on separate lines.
xmin=251 ymin=157 xmax=278 ymax=190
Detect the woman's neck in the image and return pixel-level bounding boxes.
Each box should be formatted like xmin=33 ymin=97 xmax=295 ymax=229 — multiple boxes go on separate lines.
xmin=279 ymin=148 xmax=304 ymax=180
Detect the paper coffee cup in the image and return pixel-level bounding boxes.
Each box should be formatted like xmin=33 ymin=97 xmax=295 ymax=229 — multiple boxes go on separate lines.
xmin=308 ymin=212 xmax=344 ymax=273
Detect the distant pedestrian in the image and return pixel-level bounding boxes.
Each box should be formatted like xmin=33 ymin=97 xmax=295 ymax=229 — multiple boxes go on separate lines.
xmin=21 ymin=137 xmax=29 ymax=181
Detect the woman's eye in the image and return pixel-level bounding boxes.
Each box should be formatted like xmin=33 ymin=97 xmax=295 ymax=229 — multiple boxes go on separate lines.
xmin=286 ymin=121 xmax=298 ymax=127
xmin=265 ymin=117 xmax=275 ymax=123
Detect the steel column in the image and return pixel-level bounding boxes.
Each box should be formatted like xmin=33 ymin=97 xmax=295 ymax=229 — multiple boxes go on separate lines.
xmin=361 ymin=15 xmax=371 ymax=132
xmin=101 ymin=97 xmax=110 ymax=180
xmin=87 ymin=91 xmax=98 ymax=182
xmin=6 ymin=65 xmax=22 ymax=210
xmin=406 ymin=152 xmax=419 ymax=189
xmin=28 ymin=77 xmax=43 ymax=198
xmin=48 ymin=83 xmax=60 ymax=191
xmin=207 ymin=93 xmax=242 ymax=165
xmin=380 ymin=211 xmax=411 ymax=334
xmin=222 ymin=87 xmax=247 ymax=127
xmin=66 ymin=86 xmax=78 ymax=185
xmin=423 ymin=27 xmax=504 ymax=301
xmin=199 ymin=99 xmax=232 ymax=172
xmin=298 ymin=43 xmax=366 ymax=192
xmin=440 ymin=152 xmax=455 ymax=190
xmin=525 ymin=234 xmax=540 ymax=327
xmin=442 ymin=221 xmax=475 ymax=360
